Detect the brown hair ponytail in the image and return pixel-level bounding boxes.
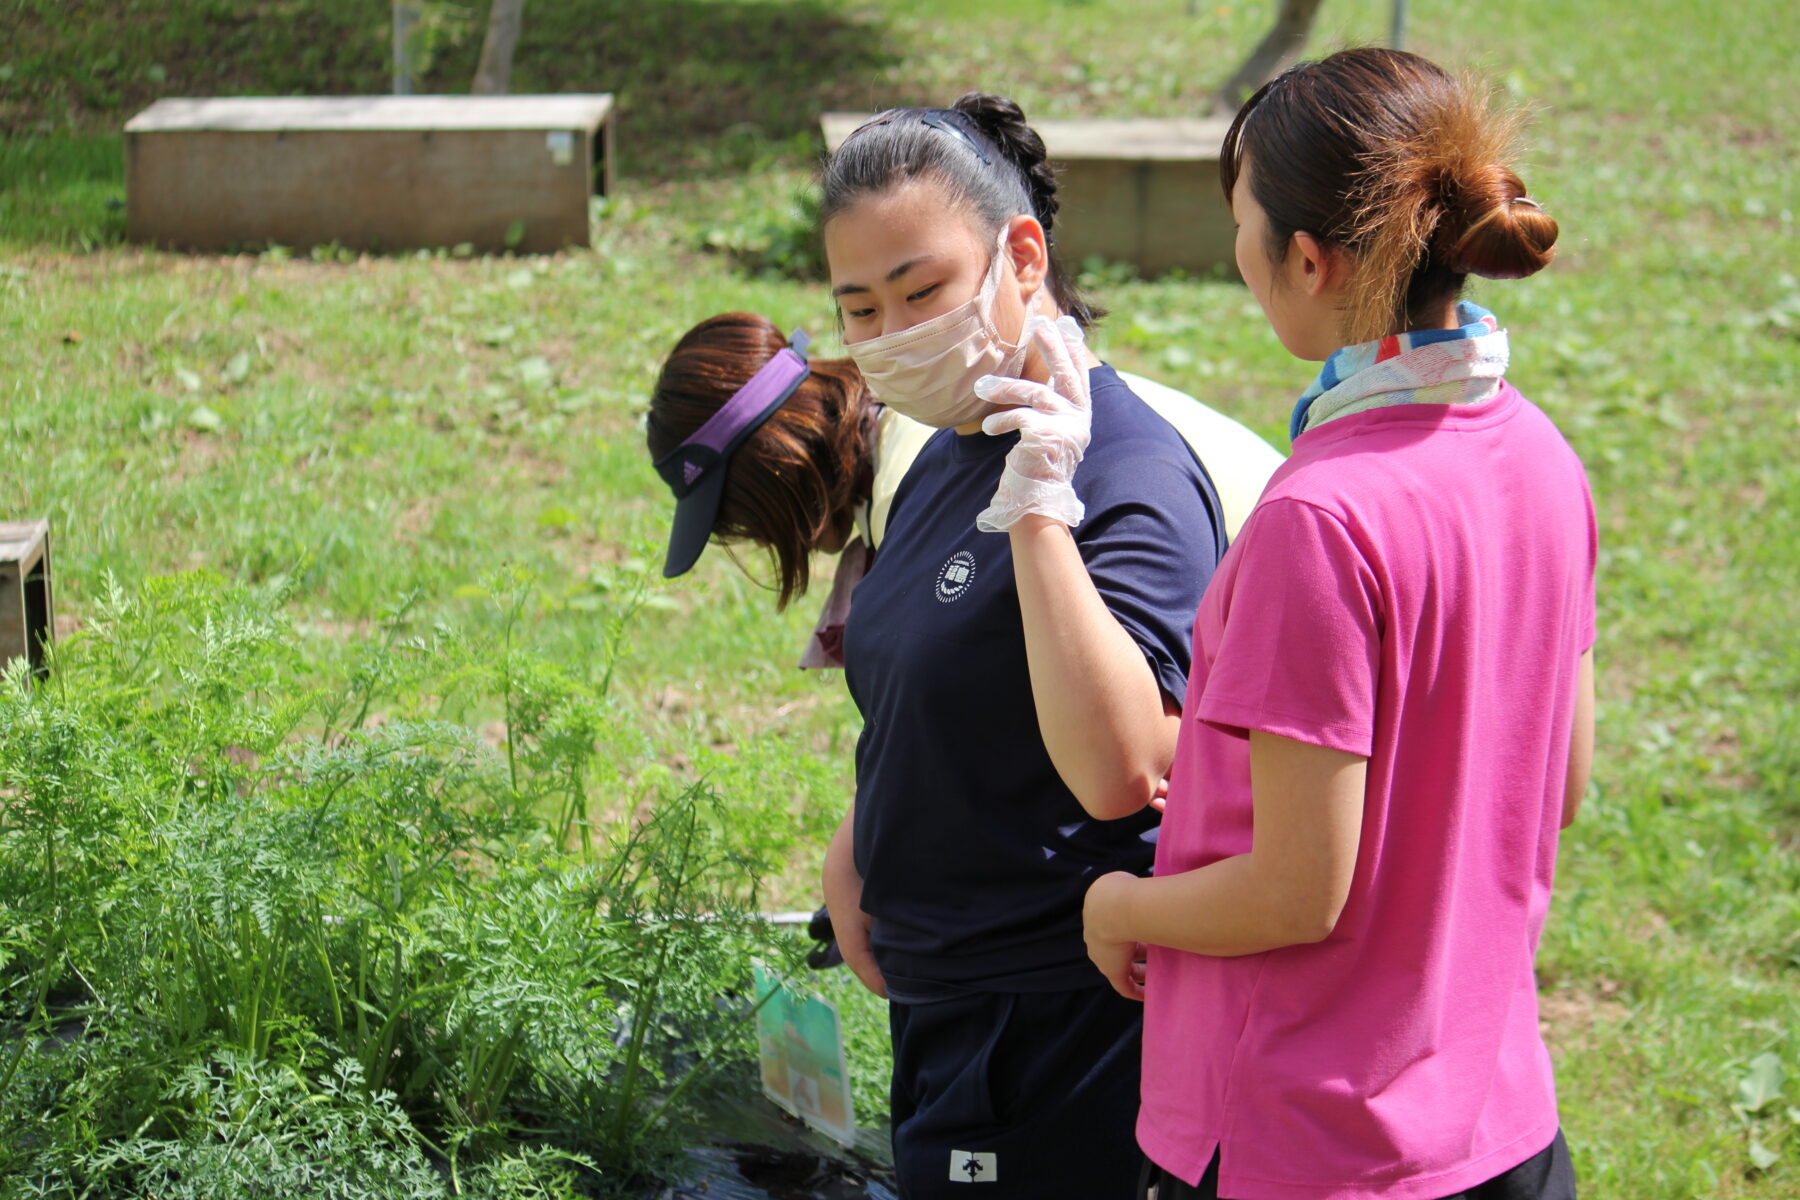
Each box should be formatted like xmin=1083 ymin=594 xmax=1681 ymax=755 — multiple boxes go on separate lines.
xmin=645 ymin=313 xmax=875 ymax=607
xmin=1220 ymin=48 xmax=1559 ymax=345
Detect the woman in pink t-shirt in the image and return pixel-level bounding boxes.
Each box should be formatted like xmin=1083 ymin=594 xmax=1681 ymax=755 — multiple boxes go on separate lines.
xmin=1072 ymin=49 xmax=1599 ymax=1200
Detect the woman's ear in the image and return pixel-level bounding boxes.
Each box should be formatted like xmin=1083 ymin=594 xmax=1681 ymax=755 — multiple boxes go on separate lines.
xmin=1289 ymin=231 xmax=1345 ymax=300
xmin=1004 ymin=214 xmax=1051 ymax=295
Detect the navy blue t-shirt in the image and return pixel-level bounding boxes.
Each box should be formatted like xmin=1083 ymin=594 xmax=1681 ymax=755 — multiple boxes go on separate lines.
xmin=843 ymin=364 xmax=1225 ymax=999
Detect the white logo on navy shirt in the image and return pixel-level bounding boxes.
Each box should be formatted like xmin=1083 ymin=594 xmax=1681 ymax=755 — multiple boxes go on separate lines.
xmin=949 ymin=1149 xmax=997 ymax=1182
xmin=935 ymin=550 xmax=977 ymax=603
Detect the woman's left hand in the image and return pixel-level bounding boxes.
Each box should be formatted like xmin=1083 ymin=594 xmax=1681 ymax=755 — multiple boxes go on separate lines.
xmin=974 ymin=315 xmax=1093 ymax=531
xmin=1083 ymin=870 xmax=1147 ymax=1001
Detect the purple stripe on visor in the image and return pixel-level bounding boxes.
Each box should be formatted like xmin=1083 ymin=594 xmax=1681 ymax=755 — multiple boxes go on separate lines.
xmin=654 ymin=329 xmax=812 ymax=499
xmin=656 ymin=329 xmax=813 ymax=579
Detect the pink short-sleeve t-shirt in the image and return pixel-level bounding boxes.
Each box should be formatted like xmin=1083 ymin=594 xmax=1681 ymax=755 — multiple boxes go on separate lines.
xmin=1139 ymin=384 xmax=1597 ymax=1200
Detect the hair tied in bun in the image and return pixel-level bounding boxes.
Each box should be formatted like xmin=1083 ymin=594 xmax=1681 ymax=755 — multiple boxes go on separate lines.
xmin=1219 ymin=48 xmax=1560 ymax=341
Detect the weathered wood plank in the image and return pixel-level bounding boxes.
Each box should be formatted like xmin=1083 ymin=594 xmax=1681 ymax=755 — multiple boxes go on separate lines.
xmin=124 ymin=94 xmax=613 ymax=133
xmin=0 ymin=519 xmax=52 ymax=679
xmin=126 ymin=95 xmax=614 ymax=253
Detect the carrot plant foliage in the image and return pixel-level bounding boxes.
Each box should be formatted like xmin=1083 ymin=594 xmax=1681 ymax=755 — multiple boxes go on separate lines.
xmin=0 ymin=571 xmax=795 ymax=1199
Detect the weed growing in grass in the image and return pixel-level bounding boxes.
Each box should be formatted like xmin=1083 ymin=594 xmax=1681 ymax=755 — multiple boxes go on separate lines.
xmin=700 ymin=186 xmax=826 ymax=282
xmin=0 ymin=570 xmax=807 ymax=1198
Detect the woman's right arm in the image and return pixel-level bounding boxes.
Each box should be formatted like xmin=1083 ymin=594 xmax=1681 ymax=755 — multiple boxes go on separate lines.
xmin=822 ymin=805 xmax=887 ymax=997
xmin=1561 ymin=648 xmax=1595 ymax=829
xmin=979 ymin=319 xmax=1202 ymax=820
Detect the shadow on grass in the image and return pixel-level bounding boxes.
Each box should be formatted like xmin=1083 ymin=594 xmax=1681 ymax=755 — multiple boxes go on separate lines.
xmin=3 ymin=0 xmax=907 ymax=249
xmin=5 ymin=0 xmax=905 ymax=180
xmin=0 ymin=136 xmax=127 ymax=251
xmin=492 ymin=0 xmax=905 ymax=180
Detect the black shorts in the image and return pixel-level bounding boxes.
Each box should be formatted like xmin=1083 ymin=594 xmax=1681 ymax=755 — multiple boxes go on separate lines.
xmin=1137 ymin=1128 xmax=1577 ymax=1200
xmin=888 ymin=985 xmax=1143 ymax=1199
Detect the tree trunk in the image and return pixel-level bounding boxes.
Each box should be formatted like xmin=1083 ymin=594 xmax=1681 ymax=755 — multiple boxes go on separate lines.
xmin=471 ymin=0 xmax=527 ymax=95
xmin=392 ymin=2 xmax=421 ymax=95
xmin=1211 ymin=0 xmax=1324 ymax=115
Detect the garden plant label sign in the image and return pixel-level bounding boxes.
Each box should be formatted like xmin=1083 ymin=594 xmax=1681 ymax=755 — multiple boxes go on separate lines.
xmin=751 ymin=961 xmax=856 ymax=1146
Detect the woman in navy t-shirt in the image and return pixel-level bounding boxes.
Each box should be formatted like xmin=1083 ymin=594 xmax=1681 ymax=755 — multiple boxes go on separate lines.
xmin=648 ymin=93 xmax=1230 ymax=1199
xmin=818 ymin=96 xmax=1225 ymax=1200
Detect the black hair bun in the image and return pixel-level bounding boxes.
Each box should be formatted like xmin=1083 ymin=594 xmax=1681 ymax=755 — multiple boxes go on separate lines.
xmin=951 ymin=92 xmax=1060 ymax=235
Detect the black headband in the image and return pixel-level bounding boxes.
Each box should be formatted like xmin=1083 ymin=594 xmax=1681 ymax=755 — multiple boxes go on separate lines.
xmin=847 ymin=107 xmax=1051 ymax=244
xmin=850 ymin=107 xmax=1001 ymax=168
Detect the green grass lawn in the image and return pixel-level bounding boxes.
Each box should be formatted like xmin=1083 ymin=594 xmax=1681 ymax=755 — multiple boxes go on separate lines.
xmin=3 ymin=0 xmax=1798 ymax=1195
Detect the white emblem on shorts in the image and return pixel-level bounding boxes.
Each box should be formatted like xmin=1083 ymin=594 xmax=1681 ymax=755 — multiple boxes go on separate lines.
xmin=949 ymin=1150 xmax=997 ymax=1182
xmin=935 ymin=550 xmax=977 ymax=603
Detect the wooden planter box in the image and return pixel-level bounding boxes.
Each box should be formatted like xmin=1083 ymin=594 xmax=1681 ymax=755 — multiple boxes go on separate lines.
xmin=0 ymin=520 xmax=53 ymax=680
xmin=126 ymin=95 xmax=615 ymax=254
xmin=821 ymin=113 xmax=1237 ymax=278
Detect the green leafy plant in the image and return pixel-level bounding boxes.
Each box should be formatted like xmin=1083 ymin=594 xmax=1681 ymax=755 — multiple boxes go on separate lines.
xmin=700 ymin=186 xmax=826 ymax=282
xmin=0 ymin=571 xmax=801 ymax=1198
xmin=79 ymin=1051 xmax=446 ymax=1200
xmin=1734 ymin=1052 xmax=1794 ymax=1174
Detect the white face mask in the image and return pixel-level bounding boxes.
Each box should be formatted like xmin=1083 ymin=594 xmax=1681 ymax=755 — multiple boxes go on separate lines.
xmin=845 ymin=236 xmax=1044 ymax=428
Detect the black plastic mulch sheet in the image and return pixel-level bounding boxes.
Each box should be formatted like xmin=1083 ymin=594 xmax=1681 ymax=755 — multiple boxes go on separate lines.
xmin=659 ymin=1082 xmax=897 ymax=1200
xmin=662 ymin=1144 xmax=898 ymax=1200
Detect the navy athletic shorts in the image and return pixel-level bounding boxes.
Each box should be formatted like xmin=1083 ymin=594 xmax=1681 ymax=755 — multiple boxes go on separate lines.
xmin=1136 ymin=1127 xmax=1577 ymax=1200
xmin=888 ymin=985 xmax=1143 ymax=1198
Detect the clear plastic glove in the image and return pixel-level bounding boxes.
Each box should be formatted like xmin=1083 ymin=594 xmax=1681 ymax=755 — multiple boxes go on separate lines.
xmin=974 ymin=314 xmax=1093 ymax=532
